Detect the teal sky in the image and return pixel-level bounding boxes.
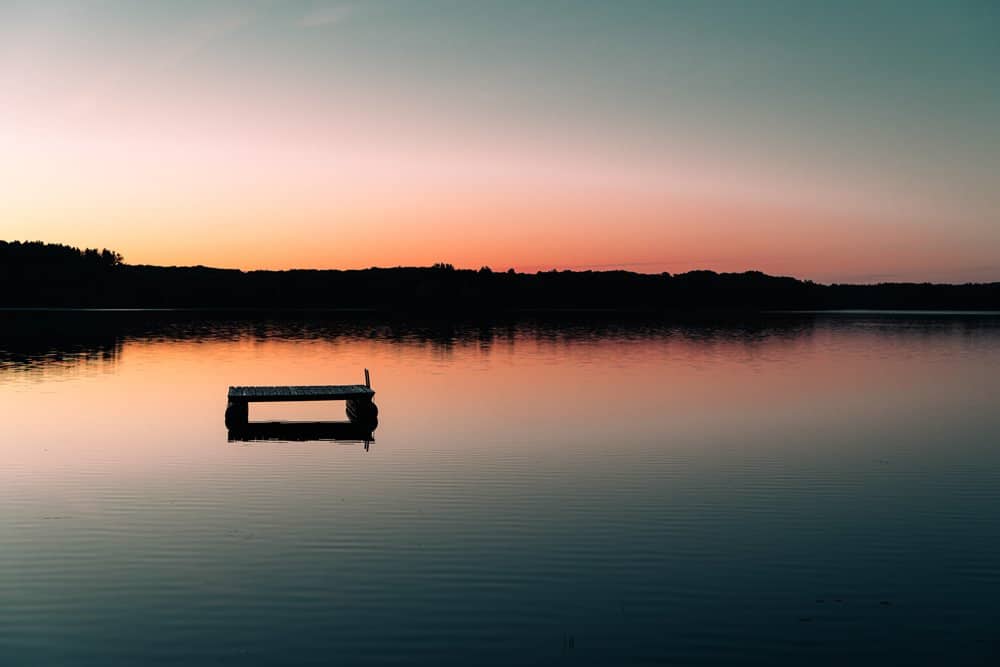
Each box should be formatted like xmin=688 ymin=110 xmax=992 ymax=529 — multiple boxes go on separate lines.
xmin=1 ymin=1 xmax=998 ymax=281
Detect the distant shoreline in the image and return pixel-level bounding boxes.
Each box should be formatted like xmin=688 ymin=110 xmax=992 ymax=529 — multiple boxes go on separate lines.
xmin=3 ymin=241 xmax=999 ymax=312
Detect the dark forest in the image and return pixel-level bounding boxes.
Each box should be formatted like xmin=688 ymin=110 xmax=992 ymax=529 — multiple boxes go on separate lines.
xmin=3 ymin=240 xmax=998 ymax=312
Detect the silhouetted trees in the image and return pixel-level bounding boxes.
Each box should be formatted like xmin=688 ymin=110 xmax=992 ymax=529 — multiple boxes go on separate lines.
xmin=0 ymin=241 xmax=124 ymax=306
xmin=1 ymin=240 xmax=999 ymax=311
xmin=0 ymin=240 xmax=122 ymax=267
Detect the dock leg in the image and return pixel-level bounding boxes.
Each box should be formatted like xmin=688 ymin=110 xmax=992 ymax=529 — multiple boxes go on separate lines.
xmin=225 ymin=400 xmax=249 ymax=429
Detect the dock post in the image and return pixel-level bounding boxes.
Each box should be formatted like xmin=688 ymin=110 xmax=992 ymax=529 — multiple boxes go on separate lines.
xmin=364 ymin=368 xmax=371 ymax=388
xmin=225 ymin=400 xmax=249 ymax=429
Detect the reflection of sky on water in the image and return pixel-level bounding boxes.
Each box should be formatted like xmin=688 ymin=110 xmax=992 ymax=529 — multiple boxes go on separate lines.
xmin=1 ymin=312 xmax=999 ymax=665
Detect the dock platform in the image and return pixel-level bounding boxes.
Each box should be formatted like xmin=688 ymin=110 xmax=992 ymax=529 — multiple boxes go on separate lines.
xmin=228 ymin=385 xmax=373 ymax=402
xmin=225 ymin=370 xmax=378 ymax=429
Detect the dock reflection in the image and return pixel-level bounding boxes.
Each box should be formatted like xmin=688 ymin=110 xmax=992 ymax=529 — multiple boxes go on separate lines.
xmin=227 ymin=420 xmax=377 ymax=449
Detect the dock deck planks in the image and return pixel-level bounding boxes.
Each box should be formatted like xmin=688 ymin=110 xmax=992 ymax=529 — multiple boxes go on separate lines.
xmin=228 ymin=385 xmax=374 ymax=403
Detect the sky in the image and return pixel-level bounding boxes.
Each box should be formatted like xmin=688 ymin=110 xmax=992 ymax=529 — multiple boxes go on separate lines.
xmin=1 ymin=0 xmax=998 ymax=283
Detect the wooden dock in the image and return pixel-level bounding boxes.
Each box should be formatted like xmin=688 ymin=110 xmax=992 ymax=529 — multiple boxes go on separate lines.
xmin=228 ymin=385 xmax=373 ymax=402
xmin=225 ymin=370 xmax=378 ymax=429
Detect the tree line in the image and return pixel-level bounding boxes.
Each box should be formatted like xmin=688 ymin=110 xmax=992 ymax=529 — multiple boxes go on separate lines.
xmin=1 ymin=240 xmax=998 ymax=311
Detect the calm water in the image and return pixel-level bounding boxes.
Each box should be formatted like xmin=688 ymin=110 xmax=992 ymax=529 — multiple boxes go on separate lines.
xmin=2 ymin=312 xmax=1000 ymax=665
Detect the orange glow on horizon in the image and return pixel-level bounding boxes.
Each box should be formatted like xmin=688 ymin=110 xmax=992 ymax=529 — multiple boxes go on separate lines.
xmin=4 ymin=187 xmax=983 ymax=284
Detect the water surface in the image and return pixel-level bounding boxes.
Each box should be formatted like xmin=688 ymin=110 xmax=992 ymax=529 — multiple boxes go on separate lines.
xmin=2 ymin=312 xmax=999 ymax=665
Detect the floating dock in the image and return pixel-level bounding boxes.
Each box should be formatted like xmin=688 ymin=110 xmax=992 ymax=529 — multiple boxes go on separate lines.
xmin=228 ymin=384 xmax=373 ymax=402
xmin=225 ymin=369 xmax=378 ymax=428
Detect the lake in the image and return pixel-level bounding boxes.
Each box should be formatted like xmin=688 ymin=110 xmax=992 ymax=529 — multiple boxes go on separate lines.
xmin=2 ymin=311 xmax=999 ymax=665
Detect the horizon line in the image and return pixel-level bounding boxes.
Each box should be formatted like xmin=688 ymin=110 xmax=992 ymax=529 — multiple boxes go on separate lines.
xmin=4 ymin=239 xmax=999 ymax=286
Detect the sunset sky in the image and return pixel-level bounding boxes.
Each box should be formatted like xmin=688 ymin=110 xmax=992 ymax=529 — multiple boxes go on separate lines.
xmin=1 ymin=0 xmax=998 ymax=282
